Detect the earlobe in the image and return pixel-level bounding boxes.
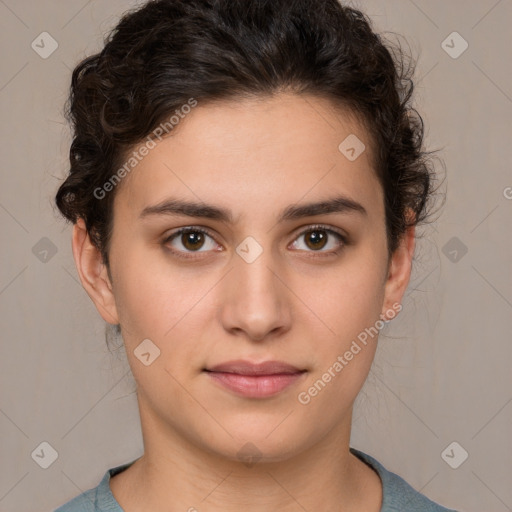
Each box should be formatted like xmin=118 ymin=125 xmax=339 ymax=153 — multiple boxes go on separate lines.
xmin=71 ymin=218 xmax=120 ymax=325
xmin=381 ymin=222 xmax=416 ymax=320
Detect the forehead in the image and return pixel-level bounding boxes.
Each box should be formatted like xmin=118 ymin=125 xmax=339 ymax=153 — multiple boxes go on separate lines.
xmin=114 ymin=93 xmax=382 ymax=222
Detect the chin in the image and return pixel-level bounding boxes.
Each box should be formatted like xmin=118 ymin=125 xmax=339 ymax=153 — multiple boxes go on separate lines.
xmin=198 ymin=423 xmax=313 ymax=467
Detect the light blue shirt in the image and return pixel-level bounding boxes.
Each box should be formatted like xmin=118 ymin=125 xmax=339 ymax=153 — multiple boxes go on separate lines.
xmin=55 ymin=447 xmax=458 ymax=511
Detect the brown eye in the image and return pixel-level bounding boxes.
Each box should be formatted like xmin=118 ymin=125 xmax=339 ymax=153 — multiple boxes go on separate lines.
xmin=304 ymin=229 xmax=328 ymax=250
xmin=181 ymin=231 xmax=205 ymax=251
xmin=290 ymin=225 xmax=347 ymax=254
xmin=164 ymin=227 xmax=218 ymax=256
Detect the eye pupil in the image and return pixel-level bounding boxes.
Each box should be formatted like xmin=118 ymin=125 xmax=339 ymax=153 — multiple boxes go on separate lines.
xmin=183 ymin=231 xmax=204 ymax=251
xmin=305 ymin=230 xmax=327 ymax=250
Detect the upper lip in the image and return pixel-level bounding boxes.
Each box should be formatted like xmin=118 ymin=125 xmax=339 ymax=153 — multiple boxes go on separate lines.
xmin=204 ymin=360 xmax=306 ymax=375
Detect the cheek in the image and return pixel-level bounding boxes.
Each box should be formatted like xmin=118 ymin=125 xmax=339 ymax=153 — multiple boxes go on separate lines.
xmin=304 ymin=256 xmax=386 ymax=339
xmin=295 ymin=266 xmax=384 ymax=416
xmin=111 ymin=245 xmax=197 ymax=338
xmin=110 ymin=250 xmax=221 ymax=387
xmin=295 ymin=251 xmax=386 ymax=402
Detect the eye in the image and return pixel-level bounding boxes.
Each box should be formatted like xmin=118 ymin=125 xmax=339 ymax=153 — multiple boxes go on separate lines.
xmin=163 ymin=227 xmax=220 ymax=258
xmin=289 ymin=224 xmax=347 ymax=255
xmin=162 ymin=224 xmax=348 ymax=260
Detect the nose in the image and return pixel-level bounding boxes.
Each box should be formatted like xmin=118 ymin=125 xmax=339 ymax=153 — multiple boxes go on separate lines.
xmin=218 ymin=245 xmax=292 ymax=342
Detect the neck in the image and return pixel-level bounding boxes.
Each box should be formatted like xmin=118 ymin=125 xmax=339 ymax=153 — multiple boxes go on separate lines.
xmin=110 ymin=397 xmax=382 ymax=512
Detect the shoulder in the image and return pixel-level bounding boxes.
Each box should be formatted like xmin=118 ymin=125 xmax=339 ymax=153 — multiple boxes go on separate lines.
xmin=54 ymin=487 xmax=99 ymax=512
xmin=350 ymin=447 xmax=459 ymax=512
xmin=54 ymin=460 xmax=136 ymax=512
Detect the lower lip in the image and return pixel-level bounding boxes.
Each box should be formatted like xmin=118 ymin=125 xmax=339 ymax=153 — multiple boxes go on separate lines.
xmin=204 ymin=371 xmax=306 ymax=398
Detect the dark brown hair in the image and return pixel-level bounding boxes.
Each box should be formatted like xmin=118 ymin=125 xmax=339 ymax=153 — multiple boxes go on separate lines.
xmin=55 ymin=0 xmax=440 ymax=275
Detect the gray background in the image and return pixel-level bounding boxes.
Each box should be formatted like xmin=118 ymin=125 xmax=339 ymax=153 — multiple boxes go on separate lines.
xmin=1 ymin=0 xmax=511 ymax=510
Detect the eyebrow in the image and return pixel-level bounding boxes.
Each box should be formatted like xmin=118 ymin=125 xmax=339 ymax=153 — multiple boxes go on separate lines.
xmin=139 ymin=195 xmax=367 ymax=223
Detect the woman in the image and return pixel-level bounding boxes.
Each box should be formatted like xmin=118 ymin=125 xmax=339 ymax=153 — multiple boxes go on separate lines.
xmin=54 ymin=0 xmax=456 ymax=510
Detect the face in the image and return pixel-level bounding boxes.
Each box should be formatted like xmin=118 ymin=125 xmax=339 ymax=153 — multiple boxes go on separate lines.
xmin=74 ymin=93 xmax=413 ymax=464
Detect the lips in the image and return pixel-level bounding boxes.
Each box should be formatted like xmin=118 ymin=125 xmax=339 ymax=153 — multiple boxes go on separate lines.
xmin=203 ymin=360 xmax=307 ymax=398
xmin=204 ymin=359 xmax=306 ymax=376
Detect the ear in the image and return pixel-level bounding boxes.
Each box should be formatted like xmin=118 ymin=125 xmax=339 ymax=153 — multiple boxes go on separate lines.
xmin=380 ymin=218 xmax=416 ymax=320
xmin=71 ymin=218 xmax=120 ymax=325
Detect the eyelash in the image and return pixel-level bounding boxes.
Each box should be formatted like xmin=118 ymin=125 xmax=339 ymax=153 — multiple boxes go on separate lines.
xmin=162 ymin=224 xmax=348 ymax=260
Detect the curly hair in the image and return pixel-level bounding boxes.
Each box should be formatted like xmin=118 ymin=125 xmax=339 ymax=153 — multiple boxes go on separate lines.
xmin=55 ymin=0 xmax=440 ymax=275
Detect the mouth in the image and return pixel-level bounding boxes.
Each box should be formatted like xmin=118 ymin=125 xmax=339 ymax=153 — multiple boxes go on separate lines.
xmin=203 ymin=359 xmax=306 ymax=376
xmin=203 ymin=360 xmax=307 ymax=398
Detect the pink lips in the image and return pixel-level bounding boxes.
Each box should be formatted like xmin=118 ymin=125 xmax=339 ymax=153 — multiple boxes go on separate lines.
xmin=204 ymin=360 xmax=307 ymax=398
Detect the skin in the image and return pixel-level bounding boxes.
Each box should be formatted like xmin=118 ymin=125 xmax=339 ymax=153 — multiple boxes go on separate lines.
xmin=72 ymin=92 xmax=415 ymax=512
